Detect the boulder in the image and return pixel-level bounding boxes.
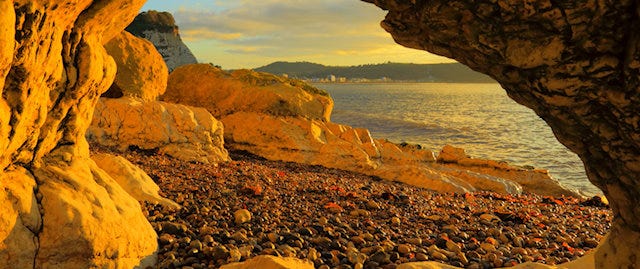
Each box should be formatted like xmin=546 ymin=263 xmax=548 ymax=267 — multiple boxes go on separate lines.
xmin=88 ymin=97 xmax=229 ymax=164
xmin=220 ymin=255 xmax=314 ymax=269
xmin=92 ymin=153 xmax=180 ymax=208
xmin=104 ymin=31 xmax=168 ymax=101
xmin=163 ymin=64 xmax=333 ymax=121
xmin=437 ymin=145 xmax=468 ymax=163
xmin=33 ymin=157 xmax=158 ymax=268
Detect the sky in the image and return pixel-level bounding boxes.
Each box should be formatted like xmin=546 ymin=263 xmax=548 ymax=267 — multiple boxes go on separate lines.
xmin=140 ymin=0 xmax=455 ymax=69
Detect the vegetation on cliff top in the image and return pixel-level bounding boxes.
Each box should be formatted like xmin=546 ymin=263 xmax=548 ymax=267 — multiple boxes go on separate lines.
xmin=255 ymin=61 xmax=495 ymax=83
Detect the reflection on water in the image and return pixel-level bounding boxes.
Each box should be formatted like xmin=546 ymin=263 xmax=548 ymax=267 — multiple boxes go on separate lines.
xmin=315 ymin=83 xmax=600 ymax=196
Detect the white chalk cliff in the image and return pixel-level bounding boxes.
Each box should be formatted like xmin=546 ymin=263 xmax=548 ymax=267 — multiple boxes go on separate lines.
xmin=126 ymin=11 xmax=198 ymax=72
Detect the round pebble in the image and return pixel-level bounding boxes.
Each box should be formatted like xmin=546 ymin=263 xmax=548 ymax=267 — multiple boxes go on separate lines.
xmin=234 ymin=209 xmax=252 ymax=225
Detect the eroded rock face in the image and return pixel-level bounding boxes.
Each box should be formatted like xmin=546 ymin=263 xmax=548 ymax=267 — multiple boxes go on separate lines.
xmin=0 ymin=0 xmax=157 ymax=267
xmin=163 ymin=64 xmax=334 ymax=121
xmin=126 ymin=10 xmax=198 ymax=72
xmin=88 ymin=97 xmax=229 ymax=164
xmin=104 ymin=31 xmax=168 ymax=101
xmin=363 ymin=0 xmax=640 ymax=266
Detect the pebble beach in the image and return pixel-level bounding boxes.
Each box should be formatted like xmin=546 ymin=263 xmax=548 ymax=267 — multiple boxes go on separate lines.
xmin=97 ymin=147 xmax=612 ymax=269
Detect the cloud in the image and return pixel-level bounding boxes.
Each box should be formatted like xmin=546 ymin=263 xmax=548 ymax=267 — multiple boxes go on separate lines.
xmin=181 ymin=29 xmax=243 ymax=41
xmin=153 ymin=0 xmax=455 ymax=68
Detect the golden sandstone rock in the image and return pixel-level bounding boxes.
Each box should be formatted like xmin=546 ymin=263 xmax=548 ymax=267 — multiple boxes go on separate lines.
xmin=0 ymin=0 xmax=157 ymax=267
xmin=92 ymin=153 xmax=180 ymax=209
xmin=88 ymin=97 xmax=229 ymax=164
xmin=163 ymin=64 xmax=334 ymax=121
xmin=104 ymin=31 xmax=168 ymax=101
xmin=91 ymin=26 xmax=229 ymax=164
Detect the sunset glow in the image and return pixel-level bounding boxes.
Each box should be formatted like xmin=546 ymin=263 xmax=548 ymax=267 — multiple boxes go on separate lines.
xmin=141 ymin=0 xmax=455 ymax=69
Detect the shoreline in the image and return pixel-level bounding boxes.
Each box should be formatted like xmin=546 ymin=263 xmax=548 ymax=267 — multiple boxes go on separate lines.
xmin=310 ymin=81 xmax=499 ymax=85
xmin=96 ymin=146 xmax=612 ymax=269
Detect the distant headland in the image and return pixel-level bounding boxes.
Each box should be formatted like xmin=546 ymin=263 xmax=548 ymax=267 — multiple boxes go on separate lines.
xmin=253 ymin=61 xmax=496 ymax=83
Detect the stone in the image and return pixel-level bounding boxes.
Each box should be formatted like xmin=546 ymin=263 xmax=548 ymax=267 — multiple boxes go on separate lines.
xmin=398 ymin=244 xmax=412 ymax=255
xmin=88 ymin=97 xmax=229 ymax=164
xmin=92 ymin=153 xmax=180 ymax=208
xmin=33 ymin=157 xmax=158 ymax=268
xmin=104 ymin=31 xmax=168 ymax=101
xmin=0 ymin=0 xmax=157 ymax=267
xmin=163 ymin=64 xmax=334 ymax=121
xmin=437 ymin=145 xmax=468 ymax=163
xmin=220 ymin=255 xmax=314 ymax=269
xmin=445 ymin=241 xmax=461 ymax=253
xmin=234 ymin=209 xmax=252 ymax=225
xmin=126 ymin=11 xmax=198 ymax=72
xmin=364 ymin=0 xmax=640 ymax=266
xmin=479 ymin=214 xmax=500 ymax=222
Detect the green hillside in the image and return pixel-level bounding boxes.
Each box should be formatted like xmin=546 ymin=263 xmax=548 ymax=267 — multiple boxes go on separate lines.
xmin=254 ymin=61 xmax=495 ymax=83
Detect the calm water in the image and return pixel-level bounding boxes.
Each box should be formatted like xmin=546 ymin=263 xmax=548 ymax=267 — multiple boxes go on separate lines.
xmin=315 ymin=83 xmax=600 ymax=196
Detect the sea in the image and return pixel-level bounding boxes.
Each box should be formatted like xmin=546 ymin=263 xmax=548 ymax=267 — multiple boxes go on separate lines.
xmin=313 ymin=82 xmax=601 ymax=196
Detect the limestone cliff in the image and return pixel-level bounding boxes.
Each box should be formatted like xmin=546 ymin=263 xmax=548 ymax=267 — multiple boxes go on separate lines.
xmin=362 ymin=0 xmax=640 ymax=267
xmin=126 ymin=10 xmax=198 ymax=72
xmin=0 ymin=0 xmax=157 ymax=267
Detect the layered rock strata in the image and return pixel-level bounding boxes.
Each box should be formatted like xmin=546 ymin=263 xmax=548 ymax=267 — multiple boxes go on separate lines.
xmin=0 ymin=0 xmax=157 ymax=267
xmin=362 ymin=0 xmax=640 ymax=267
xmin=126 ymin=10 xmax=198 ymax=72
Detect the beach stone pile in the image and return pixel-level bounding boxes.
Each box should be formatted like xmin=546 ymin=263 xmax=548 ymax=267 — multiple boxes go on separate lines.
xmin=100 ymin=146 xmax=611 ymax=269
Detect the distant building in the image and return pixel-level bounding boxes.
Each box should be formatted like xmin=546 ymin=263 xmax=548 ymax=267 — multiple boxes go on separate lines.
xmin=338 ymin=77 xmax=347 ymax=83
xmin=282 ymin=73 xmax=289 ymax=78
xmin=329 ymin=75 xmax=336 ymax=82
